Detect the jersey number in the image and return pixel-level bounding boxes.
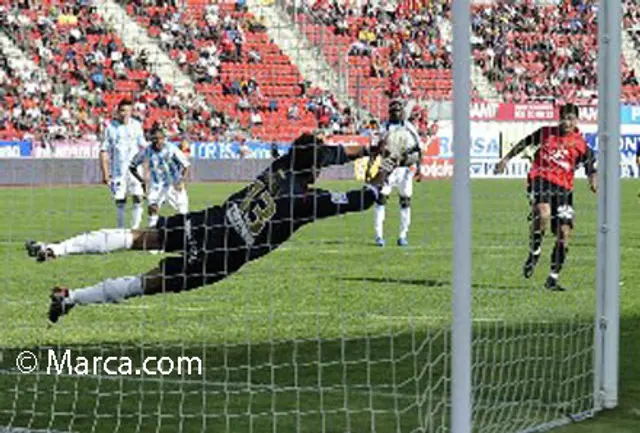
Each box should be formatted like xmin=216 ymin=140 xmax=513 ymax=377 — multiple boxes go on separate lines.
xmin=239 ymin=180 xmax=276 ymax=237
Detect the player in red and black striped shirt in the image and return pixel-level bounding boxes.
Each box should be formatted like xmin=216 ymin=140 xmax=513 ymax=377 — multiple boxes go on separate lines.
xmin=495 ymin=104 xmax=597 ymax=291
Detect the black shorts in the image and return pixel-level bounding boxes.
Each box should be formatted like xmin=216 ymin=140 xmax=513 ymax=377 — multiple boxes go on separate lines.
xmin=527 ymin=177 xmax=574 ymax=233
xmin=155 ymin=207 xmax=248 ymax=292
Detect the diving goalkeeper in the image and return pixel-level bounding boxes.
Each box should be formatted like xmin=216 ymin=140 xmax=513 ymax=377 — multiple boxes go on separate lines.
xmin=26 ymin=132 xmax=406 ymax=323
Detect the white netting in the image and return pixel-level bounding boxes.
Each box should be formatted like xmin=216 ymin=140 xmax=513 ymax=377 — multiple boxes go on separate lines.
xmin=0 ymin=0 xmax=622 ymax=432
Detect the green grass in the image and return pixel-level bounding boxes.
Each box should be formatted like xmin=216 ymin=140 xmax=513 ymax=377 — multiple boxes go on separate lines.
xmin=0 ymin=180 xmax=638 ymax=433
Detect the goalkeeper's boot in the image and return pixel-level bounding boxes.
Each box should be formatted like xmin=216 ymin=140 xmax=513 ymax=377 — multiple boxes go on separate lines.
xmin=24 ymin=240 xmax=44 ymax=257
xmin=397 ymin=237 xmax=408 ymax=247
xmin=48 ymin=286 xmax=73 ymax=324
xmin=544 ymin=275 xmax=567 ymax=292
xmin=36 ymin=247 xmax=56 ymax=263
xmin=522 ymin=252 xmax=540 ymax=279
xmin=375 ymin=237 xmax=385 ymax=247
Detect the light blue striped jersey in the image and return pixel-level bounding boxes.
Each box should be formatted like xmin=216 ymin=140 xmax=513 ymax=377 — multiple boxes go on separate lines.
xmin=130 ymin=142 xmax=190 ymax=188
xmin=100 ymin=118 xmax=147 ymax=177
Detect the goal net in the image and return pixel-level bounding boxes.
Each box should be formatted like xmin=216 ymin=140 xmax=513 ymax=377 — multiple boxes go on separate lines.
xmin=0 ymin=0 xmax=620 ymax=432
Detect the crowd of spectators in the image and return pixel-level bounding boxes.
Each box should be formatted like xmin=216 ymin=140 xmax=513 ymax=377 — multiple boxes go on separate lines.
xmin=470 ymin=0 xmax=604 ymax=103
xmin=303 ymin=0 xmax=452 ymax=99
xmin=123 ymin=0 xmax=363 ymax=138
xmin=624 ymin=1 xmax=640 ymax=89
xmin=0 ymin=1 xmax=240 ymax=142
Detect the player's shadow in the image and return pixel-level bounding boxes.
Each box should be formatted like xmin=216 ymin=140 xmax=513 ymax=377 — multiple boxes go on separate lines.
xmin=339 ymin=277 xmax=530 ymax=291
xmin=339 ymin=277 xmax=448 ymax=287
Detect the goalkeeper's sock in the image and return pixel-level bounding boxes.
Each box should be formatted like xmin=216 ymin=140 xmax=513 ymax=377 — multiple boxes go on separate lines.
xmin=48 ymin=229 xmax=134 ymax=257
xmin=116 ymin=203 xmax=126 ymax=228
xmin=550 ymin=241 xmax=568 ymax=275
xmin=374 ymin=204 xmax=385 ymax=239
xmin=148 ymin=214 xmax=159 ymax=228
xmin=131 ymin=203 xmax=143 ymax=229
xmin=66 ymin=275 xmax=143 ymax=306
xmin=399 ymin=207 xmax=411 ymax=239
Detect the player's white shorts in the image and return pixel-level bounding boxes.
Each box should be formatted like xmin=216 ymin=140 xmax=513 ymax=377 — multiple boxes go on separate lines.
xmin=147 ymin=185 xmax=189 ymax=214
xmin=110 ymin=174 xmax=144 ymax=201
xmin=380 ymin=166 xmax=413 ymax=198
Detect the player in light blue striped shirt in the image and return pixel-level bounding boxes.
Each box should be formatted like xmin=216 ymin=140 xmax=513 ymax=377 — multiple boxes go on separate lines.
xmin=129 ymin=125 xmax=190 ymax=228
xmin=100 ymin=99 xmax=148 ymax=228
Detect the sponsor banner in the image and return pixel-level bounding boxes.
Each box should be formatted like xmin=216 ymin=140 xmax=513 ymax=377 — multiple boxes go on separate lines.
xmin=469 ymin=158 xmax=531 ymax=179
xmin=469 ymin=102 xmax=605 ymax=123
xmin=620 ymin=105 xmax=640 ymax=124
xmin=436 ymin=122 xmax=500 ymax=159
xmin=621 ymin=163 xmax=639 ymax=178
xmin=190 ymin=141 xmax=291 ymax=160
xmin=326 ymin=135 xmax=370 ymax=147
xmin=418 ymin=157 xmax=453 ymax=179
xmin=32 ymin=139 xmax=101 ymax=158
xmin=469 ymin=158 xmax=638 ymax=179
xmin=583 ymin=133 xmax=640 ymax=162
xmin=0 ymin=141 xmax=31 ymax=158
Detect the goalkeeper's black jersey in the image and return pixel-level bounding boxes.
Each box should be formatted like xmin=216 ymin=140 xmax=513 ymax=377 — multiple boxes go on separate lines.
xmin=219 ymin=144 xmax=355 ymax=257
xmin=157 ymin=142 xmax=378 ymax=292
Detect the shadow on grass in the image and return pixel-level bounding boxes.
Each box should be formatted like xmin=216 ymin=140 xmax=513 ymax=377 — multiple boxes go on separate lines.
xmin=1 ymin=314 xmax=627 ymax=433
xmin=338 ymin=277 xmax=531 ymax=291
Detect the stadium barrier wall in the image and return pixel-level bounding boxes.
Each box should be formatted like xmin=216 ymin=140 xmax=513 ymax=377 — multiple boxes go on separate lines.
xmin=0 ymin=159 xmax=355 ymax=186
xmin=2 ymin=116 xmax=640 ymax=185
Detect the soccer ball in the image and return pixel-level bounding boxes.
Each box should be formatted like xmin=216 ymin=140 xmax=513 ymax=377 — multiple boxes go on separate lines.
xmin=382 ymin=127 xmax=420 ymax=166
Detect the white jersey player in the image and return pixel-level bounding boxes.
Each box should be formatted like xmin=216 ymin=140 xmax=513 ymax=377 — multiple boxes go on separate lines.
xmin=374 ymin=98 xmax=421 ymax=247
xmin=99 ymin=100 xmax=147 ymax=229
xmin=129 ymin=126 xmax=190 ymax=228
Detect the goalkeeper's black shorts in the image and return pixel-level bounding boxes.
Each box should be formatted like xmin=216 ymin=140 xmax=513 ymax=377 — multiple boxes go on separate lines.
xmin=155 ymin=206 xmax=251 ymax=292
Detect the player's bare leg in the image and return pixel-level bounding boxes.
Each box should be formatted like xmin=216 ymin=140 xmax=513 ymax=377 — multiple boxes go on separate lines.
xmin=49 ymin=266 xmax=168 ymax=323
xmin=25 ymin=228 xmax=162 ymax=262
xmin=523 ymin=202 xmax=551 ymax=278
xmin=545 ymin=224 xmax=571 ymax=292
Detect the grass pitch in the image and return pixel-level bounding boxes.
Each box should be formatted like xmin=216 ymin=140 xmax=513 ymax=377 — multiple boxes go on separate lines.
xmin=0 ymin=180 xmax=638 ymax=433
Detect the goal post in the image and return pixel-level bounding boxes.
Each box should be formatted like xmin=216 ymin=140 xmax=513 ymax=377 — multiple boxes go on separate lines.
xmin=595 ymin=0 xmax=621 ymax=412
xmin=451 ymin=2 xmax=472 ymax=433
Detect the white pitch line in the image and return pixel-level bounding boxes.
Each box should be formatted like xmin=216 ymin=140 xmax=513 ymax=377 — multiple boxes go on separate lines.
xmin=0 ymin=429 xmax=75 ymax=433
xmin=0 ymin=369 xmax=420 ymax=401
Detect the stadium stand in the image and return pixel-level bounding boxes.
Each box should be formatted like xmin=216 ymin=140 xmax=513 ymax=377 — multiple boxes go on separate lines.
xmin=289 ymin=0 xmax=455 ymax=120
xmin=472 ymin=0 xmax=640 ymax=104
xmin=0 ymin=0 xmax=216 ymax=141
xmin=120 ymin=0 xmax=352 ymax=142
xmin=5 ymin=0 xmax=640 ymax=143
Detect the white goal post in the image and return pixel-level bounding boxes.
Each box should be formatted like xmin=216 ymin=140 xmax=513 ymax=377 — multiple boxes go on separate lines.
xmin=450 ymin=1 xmax=621 ymax=433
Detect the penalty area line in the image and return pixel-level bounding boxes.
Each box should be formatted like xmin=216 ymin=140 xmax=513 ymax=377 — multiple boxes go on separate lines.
xmin=0 ymin=429 xmax=76 ymax=433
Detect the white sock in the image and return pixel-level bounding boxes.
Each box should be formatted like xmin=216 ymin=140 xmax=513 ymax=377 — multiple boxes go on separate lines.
xmin=399 ymin=207 xmax=411 ymax=239
xmin=66 ymin=275 xmax=143 ymax=306
xmin=374 ymin=204 xmax=385 ymax=239
xmin=131 ymin=203 xmax=143 ymax=229
xmin=116 ymin=203 xmax=125 ymax=228
xmin=549 ymin=272 xmax=559 ymax=280
xmin=148 ymin=214 xmax=159 ymax=228
xmin=47 ymin=229 xmax=134 ymax=257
